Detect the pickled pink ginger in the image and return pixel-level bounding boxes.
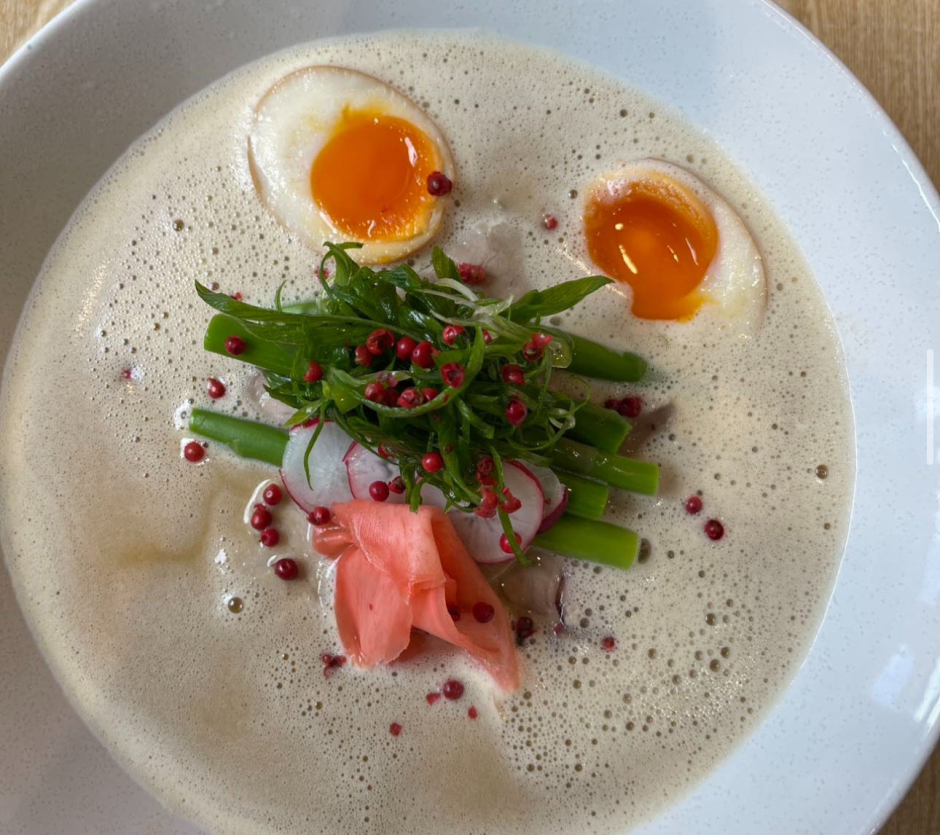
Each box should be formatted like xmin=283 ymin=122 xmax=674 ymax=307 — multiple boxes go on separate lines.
xmin=314 ymin=501 xmax=520 ymax=692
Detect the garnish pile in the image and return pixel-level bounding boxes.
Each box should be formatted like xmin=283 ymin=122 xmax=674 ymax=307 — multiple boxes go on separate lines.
xmin=191 ymin=242 xmax=658 ymax=566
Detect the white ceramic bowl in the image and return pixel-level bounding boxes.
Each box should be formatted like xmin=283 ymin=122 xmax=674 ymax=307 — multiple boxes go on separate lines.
xmin=1 ymin=1 xmax=938 ymax=833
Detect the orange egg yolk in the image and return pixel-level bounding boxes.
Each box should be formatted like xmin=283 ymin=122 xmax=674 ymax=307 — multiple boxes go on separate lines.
xmin=584 ymin=176 xmax=718 ymax=321
xmin=310 ymin=109 xmax=439 ymax=241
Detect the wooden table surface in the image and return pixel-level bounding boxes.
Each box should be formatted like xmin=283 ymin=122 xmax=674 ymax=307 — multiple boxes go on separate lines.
xmin=2 ymin=1 xmax=939 ymax=833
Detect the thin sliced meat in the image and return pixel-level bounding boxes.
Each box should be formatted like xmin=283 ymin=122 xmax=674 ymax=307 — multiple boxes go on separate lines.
xmin=313 ymin=500 xmax=521 ymax=692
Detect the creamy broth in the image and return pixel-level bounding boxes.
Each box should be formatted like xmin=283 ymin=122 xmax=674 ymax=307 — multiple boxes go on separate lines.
xmin=0 ymin=32 xmax=854 ymax=835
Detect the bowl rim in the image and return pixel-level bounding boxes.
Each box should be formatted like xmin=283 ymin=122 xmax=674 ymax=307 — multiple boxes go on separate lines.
xmin=1 ymin=1 xmax=939 ymax=834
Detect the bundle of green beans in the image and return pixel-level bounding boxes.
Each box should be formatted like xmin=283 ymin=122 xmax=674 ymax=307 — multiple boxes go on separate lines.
xmin=189 ymin=242 xmax=657 ymax=568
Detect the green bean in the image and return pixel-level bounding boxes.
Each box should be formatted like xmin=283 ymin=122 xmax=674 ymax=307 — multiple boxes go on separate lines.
xmin=551 ymin=438 xmax=659 ymax=495
xmin=533 ymin=515 xmax=638 ymax=569
xmin=550 ymin=329 xmax=647 ymax=382
xmin=564 ymin=400 xmax=630 ymax=452
xmin=555 ymin=471 xmax=609 ymax=520
xmin=189 ymin=408 xmax=288 ymax=467
xmin=204 ymin=314 xmax=295 ymax=377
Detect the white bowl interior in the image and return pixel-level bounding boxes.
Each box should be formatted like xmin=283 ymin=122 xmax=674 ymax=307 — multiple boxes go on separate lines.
xmin=1 ymin=1 xmax=939 ymax=833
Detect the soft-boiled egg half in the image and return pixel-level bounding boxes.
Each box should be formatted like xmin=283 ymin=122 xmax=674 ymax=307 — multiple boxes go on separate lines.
xmin=249 ymin=66 xmax=454 ymax=264
xmin=583 ymin=159 xmax=766 ymax=337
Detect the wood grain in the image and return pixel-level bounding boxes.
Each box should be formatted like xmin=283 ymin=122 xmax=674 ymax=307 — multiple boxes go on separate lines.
xmin=777 ymin=0 xmax=940 ymax=188
xmin=1 ymin=1 xmax=938 ymax=833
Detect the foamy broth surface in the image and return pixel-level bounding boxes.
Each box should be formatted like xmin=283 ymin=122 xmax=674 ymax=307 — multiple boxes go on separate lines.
xmin=0 ymin=32 xmax=853 ymax=835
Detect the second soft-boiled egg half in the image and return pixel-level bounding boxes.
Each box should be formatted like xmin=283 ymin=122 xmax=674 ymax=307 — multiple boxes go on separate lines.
xmin=583 ymin=159 xmax=766 ymax=337
xmin=249 ymin=66 xmax=454 ymax=264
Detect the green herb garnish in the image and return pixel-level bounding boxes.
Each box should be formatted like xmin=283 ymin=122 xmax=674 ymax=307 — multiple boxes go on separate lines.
xmin=193 ymin=242 xmax=657 ymax=565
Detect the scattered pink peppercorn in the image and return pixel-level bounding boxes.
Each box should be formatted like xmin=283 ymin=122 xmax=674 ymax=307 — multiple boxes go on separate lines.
xmin=263 ymin=484 xmax=283 ymax=506
xmin=618 ymin=396 xmax=642 ymax=418
xmin=421 ymin=387 xmax=440 ymax=401
xmin=499 ymin=532 xmax=521 ymax=554
xmin=442 ymin=679 xmax=464 ymax=700
xmin=505 ymin=398 xmax=528 ymax=427
xmin=352 ymin=347 xmax=377 ymax=371
xmin=366 ymin=328 xmax=395 ymax=356
xmin=426 ymin=171 xmax=452 ymax=196
xmin=468 ymin=705 xmax=479 ymax=720
xmin=183 ymin=441 xmax=205 ymax=463
xmin=601 ymin=636 xmax=617 ymax=651
xmin=224 ymin=335 xmax=246 ymax=356
xmin=250 ymin=506 xmax=273 ymax=531
xmin=207 ymin=377 xmax=226 ymax=399
xmin=388 ymin=476 xmax=406 ymax=495
xmin=501 ymin=364 xmax=525 ymax=385
xmin=521 ymin=340 xmax=543 ymax=362
xmin=260 ymin=528 xmax=280 ymax=547
xmin=426 ymin=692 xmax=441 ymax=705
xmin=472 ymin=601 xmax=495 ymax=623
xmin=397 ymin=388 xmax=425 ymax=409
xmin=364 ymin=381 xmax=386 ymax=403
xmin=389 ymin=722 xmax=403 ymax=737
xmin=515 ymin=616 xmax=536 ymax=644
xmin=684 ymin=495 xmax=703 ymax=515
xmin=309 ymin=506 xmax=331 ymax=526
xmin=121 ymin=368 xmax=133 ymax=380
xmin=442 ymin=324 xmax=465 ymax=345
xmin=396 ymin=336 xmax=417 ymax=362
xmin=353 ymin=345 xmax=373 ymax=367
xmin=704 ymin=519 xmax=725 ymax=541
xmin=441 ymin=362 xmax=466 ymax=388
xmin=474 ymin=487 xmax=499 ymax=518
xmin=321 ymin=653 xmax=346 ymax=677
xmin=303 ymin=361 xmax=323 ymax=383
xmin=411 ymin=340 xmax=436 ymax=370
xmin=273 ymin=557 xmax=298 ymax=580
xmin=543 ymin=213 xmax=558 ymax=230
xmin=422 ymin=451 xmax=444 ymax=473
xmin=500 ymin=487 xmax=522 ymax=514
xmin=457 ymin=262 xmax=487 ymax=285
xmin=531 ymin=332 xmax=553 ymax=348
xmin=369 ymin=480 xmax=390 ymax=502
xmin=483 ymin=330 xmax=493 ymax=344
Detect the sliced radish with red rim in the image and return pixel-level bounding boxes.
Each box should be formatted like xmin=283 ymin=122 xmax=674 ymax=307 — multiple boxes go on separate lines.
xmin=447 ymin=461 xmax=544 ymax=564
xmin=345 ymin=442 xmax=407 ymax=504
xmin=525 ymin=463 xmax=569 ymax=534
xmin=280 ymin=420 xmax=354 ymax=513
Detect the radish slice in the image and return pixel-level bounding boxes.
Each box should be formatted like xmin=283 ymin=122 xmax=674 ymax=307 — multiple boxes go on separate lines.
xmin=280 ymin=421 xmax=354 ymax=513
xmin=343 ymin=443 xmax=448 ymax=508
xmin=537 ymin=489 xmax=569 ymax=534
xmin=248 ymin=371 xmax=295 ymax=424
xmin=344 ymin=443 xmax=407 ymax=504
xmin=525 ymin=463 xmax=569 ymax=534
xmin=447 ymin=461 xmax=544 ymax=565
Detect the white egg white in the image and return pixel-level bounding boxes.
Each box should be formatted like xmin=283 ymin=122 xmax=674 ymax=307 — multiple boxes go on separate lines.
xmin=248 ymin=66 xmax=454 ymax=264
